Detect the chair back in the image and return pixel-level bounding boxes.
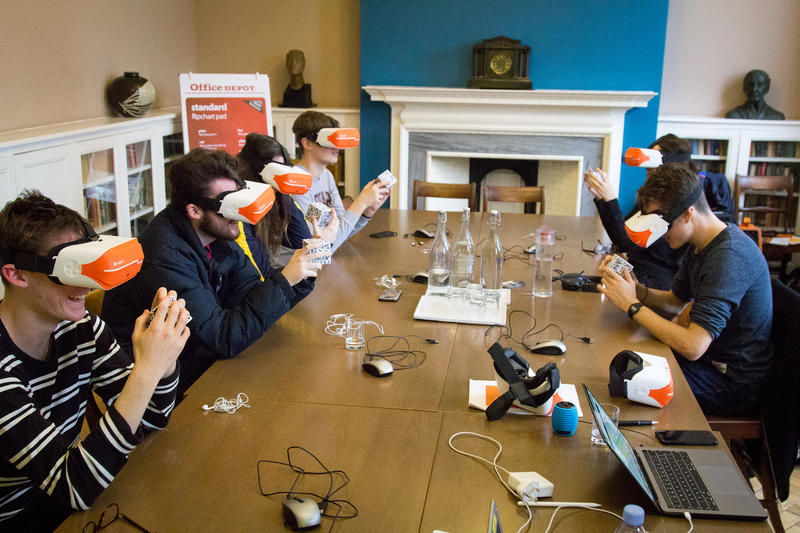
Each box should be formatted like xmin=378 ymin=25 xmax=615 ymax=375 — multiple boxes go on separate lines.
xmin=85 ymin=289 xmax=105 ymax=316
xmin=481 ymin=184 xmax=545 ymax=214
xmin=762 ymin=279 xmax=800 ymax=501
xmin=734 ymin=174 xmax=795 ymax=232
xmin=412 ymin=180 xmax=477 ymax=211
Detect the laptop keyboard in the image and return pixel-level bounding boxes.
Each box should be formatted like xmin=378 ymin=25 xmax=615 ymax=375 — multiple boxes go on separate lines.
xmin=642 ymin=449 xmax=719 ymax=511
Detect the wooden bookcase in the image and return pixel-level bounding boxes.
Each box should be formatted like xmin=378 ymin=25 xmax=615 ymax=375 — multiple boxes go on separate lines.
xmin=657 ymin=116 xmax=800 ymax=234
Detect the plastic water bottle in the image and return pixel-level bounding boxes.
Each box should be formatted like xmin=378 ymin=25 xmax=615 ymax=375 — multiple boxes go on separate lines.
xmin=451 ymin=208 xmax=475 ymax=288
xmin=613 ymin=504 xmax=648 ymax=533
xmin=427 ymin=210 xmax=451 ymax=296
xmin=533 ymin=225 xmax=555 ymax=297
xmin=480 ymin=210 xmax=504 ymax=303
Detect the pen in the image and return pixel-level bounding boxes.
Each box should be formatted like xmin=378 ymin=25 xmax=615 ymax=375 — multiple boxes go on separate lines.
xmin=618 ymin=420 xmax=658 ymax=427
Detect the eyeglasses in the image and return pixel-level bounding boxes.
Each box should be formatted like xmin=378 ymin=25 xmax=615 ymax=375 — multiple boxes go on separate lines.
xmin=82 ymin=503 xmax=152 ymax=533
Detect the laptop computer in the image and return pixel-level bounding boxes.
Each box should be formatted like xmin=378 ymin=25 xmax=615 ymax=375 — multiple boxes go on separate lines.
xmin=487 ymin=500 xmax=503 ymax=533
xmin=583 ymin=384 xmax=767 ymax=521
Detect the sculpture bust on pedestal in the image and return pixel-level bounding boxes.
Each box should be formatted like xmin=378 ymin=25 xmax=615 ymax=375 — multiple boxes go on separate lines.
xmin=280 ymin=49 xmax=315 ymax=108
xmin=725 ymin=69 xmax=785 ymax=120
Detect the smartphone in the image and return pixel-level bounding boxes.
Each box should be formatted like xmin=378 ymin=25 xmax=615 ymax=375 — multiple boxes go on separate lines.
xmin=379 ymin=288 xmax=402 ymax=302
xmin=370 ymin=230 xmax=397 ymax=238
xmin=655 ymin=430 xmax=718 ymax=446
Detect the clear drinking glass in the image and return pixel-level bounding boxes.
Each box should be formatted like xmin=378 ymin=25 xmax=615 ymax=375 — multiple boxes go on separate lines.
xmin=345 ymin=317 xmax=365 ymax=350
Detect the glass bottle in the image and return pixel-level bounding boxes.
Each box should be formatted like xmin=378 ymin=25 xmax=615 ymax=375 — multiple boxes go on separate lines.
xmin=613 ymin=504 xmax=648 ymax=533
xmin=451 ymin=208 xmax=475 ymax=289
xmin=480 ymin=210 xmax=504 ymax=303
xmin=427 ymin=210 xmax=451 ymax=296
xmin=533 ymin=225 xmax=555 ymax=297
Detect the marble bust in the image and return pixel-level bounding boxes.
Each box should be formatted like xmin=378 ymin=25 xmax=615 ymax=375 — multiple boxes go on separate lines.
xmin=725 ymin=69 xmax=785 ymax=120
xmin=280 ymin=49 xmax=314 ymax=108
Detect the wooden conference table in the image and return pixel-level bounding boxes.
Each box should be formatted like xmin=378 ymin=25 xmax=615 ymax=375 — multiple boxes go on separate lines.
xmin=57 ymin=209 xmax=768 ymax=532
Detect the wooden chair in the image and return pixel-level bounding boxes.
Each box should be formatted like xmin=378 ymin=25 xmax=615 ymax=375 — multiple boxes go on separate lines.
xmin=85 ymin=288 xmax=104 ymax=316
xmin=83 ymin=289 xmax=105 ymax=430
xmin=481 ymin=183 xmax=545 ymax=214
xmin=734 ymin=174 xmax=795 ymax=232
xmin=706 ymin=280 xmax=800 ymax=532
xmin=412 ymin=180 xmax=477 ymax=211
xmin=736 ymin=174 xmax=797 ymax=279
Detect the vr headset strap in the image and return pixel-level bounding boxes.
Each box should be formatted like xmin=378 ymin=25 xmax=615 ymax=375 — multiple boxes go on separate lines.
xmin=487 ymin=343 xmax=531 ymax=421
xmin=608 ymin=350 xmax=643 ymax=397
xmin=664 ymin=184 xmax=703 ymax=224
xmin=8 ymin=251 xmax=55 ymax=275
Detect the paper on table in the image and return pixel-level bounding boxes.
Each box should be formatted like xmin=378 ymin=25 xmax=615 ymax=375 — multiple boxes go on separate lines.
xmin=468 ymin=379 xmax=583 ymax=417
xmin=413 ymin=288 xmax=510 ymax=326
xmin=767 ymin=235 xmax=800 ymax=246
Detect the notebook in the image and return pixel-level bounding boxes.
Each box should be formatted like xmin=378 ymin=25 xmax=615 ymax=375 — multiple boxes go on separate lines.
xmin=583 ymin=384 xmax=767 ymax=521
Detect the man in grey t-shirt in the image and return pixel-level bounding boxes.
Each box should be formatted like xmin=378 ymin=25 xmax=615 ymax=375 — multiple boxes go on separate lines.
xmin=599 ymin=164 xmax=772 ymax=416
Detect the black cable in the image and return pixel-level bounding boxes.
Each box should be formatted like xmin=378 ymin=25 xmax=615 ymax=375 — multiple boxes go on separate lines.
xmin=365 ymin=335 xmax=429 ymax=370
xmin=257 ymin=446 xmax=358 ymax=530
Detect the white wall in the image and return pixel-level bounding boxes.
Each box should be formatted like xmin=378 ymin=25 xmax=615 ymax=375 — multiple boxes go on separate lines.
xmin=660 ymin=0 xmax=800 ymax=119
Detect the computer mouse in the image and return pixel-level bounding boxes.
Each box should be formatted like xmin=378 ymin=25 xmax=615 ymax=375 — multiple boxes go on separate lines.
xmin=530 ymin=339 xmax=567 ymax=355
xmin=362 ymin=357 xmax=394 ymax=377
xmin=282 ymin=497 xmax=321 ymax=531
xmin=412 ymin=271 xmax=429 ymax=284
xmin=413 ymin=228 xmax=435 ymax=238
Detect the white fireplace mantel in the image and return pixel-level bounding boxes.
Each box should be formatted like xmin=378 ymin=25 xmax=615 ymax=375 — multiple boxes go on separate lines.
xmin=363 ymin=86 xmax=656 ymax=209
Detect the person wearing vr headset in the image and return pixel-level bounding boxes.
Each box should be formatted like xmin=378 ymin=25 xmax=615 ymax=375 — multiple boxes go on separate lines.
xmin=102 ymin=148 xmax=329 ymax=396
xmin=291 ymin=111 xmax=390 ymax=252
xmin=0 ymin=191 xmax=189 ymax=530
xmin=236 ymin=132 xmax=339 ymax=271
xmin=585 ymin=134 xmax=734 ymax=289
xmin=598 ymin=164 xmax=773 ymax=417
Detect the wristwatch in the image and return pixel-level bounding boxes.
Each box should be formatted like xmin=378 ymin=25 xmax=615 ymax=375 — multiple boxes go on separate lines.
xmin=627 ymin=302 xmax=643 ymax=319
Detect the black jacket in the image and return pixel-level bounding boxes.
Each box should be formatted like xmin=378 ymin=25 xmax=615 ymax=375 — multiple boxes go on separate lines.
xmin=102 ymin=205 xmax=304 ymax=395
xmin=594 ymin=198 xmax=686 ymax=290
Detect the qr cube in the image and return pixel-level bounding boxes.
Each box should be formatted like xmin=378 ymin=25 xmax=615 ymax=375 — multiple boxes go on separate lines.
xmin=303 ymin=238 xmax=332 ymax=264
xmin=304 ymin=202 xmax=333 ymax=228
xmin=607 ymin=254 xmax=633 ymax=276
xmin=377 ymin=170 xmax=397 ymax=188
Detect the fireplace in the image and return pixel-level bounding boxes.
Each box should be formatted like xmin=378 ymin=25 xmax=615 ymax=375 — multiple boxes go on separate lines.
xmin=363 ymin=86 xmax=656 ymax=215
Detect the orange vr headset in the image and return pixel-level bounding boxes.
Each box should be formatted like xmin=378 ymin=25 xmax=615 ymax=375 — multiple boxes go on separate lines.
xmin=624 ymin=184 xmax=703 ymax=248
xmin=313 ymin=128 xmax=360 ymax=149
xmin=260 ymin=162 xmax=313 ymax=195
xmin=5 ymin=220 xmax=143 ymax=290
xmin=194 ymin=181 xmax=275 ymax=224
xmin=624 ymin=147 xmax=663 ymax=168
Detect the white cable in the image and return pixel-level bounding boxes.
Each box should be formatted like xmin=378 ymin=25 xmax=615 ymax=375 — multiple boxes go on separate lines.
xmin=324 ymin=313 xmax=384 ymax=338
xmin=448 ymin=432 xmax=532 ymax=533
xmin=684 ymin=511 xmax=693 ymax=533
xmin=201 ymin=392 xmax=250 ymax=414
xmin=543 ymin=505 xmax=623 ymax=533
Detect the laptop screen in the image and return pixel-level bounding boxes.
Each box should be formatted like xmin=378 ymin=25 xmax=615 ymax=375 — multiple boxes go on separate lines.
xmin=583 ymin=384 xmax=656 ymax=504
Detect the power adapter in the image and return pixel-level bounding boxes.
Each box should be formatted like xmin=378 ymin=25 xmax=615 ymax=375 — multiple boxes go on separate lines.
xmin=508 ymin=471 xmax=554 ymax=501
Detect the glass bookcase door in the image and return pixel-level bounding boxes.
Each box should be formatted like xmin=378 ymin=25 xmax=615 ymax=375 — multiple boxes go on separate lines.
xmin=127 ymin=140 xmax=154 ymax=237
xmin=81 ymin=148 xmax=117 ymax=234
xmin=162 ymin=132 xmax=184 ymax=203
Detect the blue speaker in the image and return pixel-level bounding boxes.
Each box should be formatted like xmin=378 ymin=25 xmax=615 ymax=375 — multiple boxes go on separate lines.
xmin=551 ymin=401 xmax=578 ymax=436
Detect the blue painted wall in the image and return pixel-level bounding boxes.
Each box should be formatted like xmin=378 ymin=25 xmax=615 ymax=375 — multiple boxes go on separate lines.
xmin=360 ymin=0 xmax=669 ymax=213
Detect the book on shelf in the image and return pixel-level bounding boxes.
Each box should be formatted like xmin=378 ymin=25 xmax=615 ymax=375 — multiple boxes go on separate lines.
xmin=749 ymin=141 xmax=799 ymax=158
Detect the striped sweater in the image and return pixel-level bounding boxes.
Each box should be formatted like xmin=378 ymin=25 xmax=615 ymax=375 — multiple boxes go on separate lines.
xmin=0 ymin=312 xmax=179 ymax=522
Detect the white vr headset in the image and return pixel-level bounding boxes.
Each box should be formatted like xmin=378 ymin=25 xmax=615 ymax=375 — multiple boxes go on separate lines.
xmin=609 ymin=350 xmax=674 ymax=408
xmin=195 ymin=181 xmax=275 ymax=224
xmin=6 ymin=221 xmax=143 ymax=290
xmin=313 ymin=128 xmax=360 ymax=149
xmin=260 ymin=162 xmax=313 ymax=195
xmin=624 ymin=184 xmax=703 ymax=248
